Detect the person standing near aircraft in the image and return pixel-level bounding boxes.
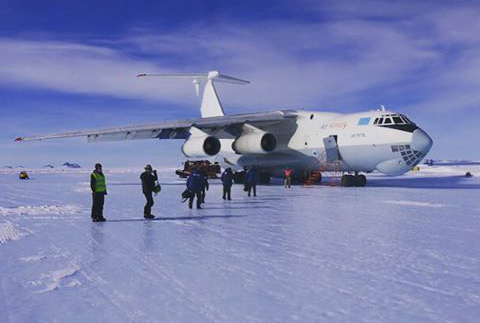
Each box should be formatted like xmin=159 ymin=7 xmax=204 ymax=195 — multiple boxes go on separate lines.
xmin=246 ymin=167 xmax=258 ymax=197
xmin=187 ymin=168 xmax=206 ymax=209
xmin=140 ymin=164 xmax=157 ymax=219
xmin=199 ymin=163 xmax=209 ymax=204
xmin=91 ymin=163 xmax=107 ymax=222
xmin=221 ymin=168 xmax=234 ymax=200
xmin=284 ymin=167 xmax=293 ymax=188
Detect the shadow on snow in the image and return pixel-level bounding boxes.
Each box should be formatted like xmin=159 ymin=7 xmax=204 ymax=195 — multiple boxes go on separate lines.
xmin=106 ymin=214 xmax=246 ymax=222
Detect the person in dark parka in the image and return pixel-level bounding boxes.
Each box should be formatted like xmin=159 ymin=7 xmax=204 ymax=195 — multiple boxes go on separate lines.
xmin=221 ymin=168 xmax=234 ymax=200
xmin=91 ymin=163 xmax=107 ymax=222
xmin=199 ymin=165 xmax=209 ymax=204
xmin=187 ymin=168 xmax=206 ymax=209
xmin=246 ymin=167 xmax=258 ymax=197
xmin=140 ymin=164 xmax=158 ymax=219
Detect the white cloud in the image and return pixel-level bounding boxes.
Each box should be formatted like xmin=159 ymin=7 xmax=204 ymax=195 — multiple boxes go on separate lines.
xmin=0 ymin=39 xmax=198 ymax=104
xmin=0 ymin=4 xmax=478 ymax=113
xmin=1 ymin=1 xmax=480 ymax=160
xmin=0 ymin=20 xmax=438 ymax=111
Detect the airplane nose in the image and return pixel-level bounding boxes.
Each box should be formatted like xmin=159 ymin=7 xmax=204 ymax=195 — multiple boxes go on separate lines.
xmin=411 ymin=128 xmax=433 ymax=153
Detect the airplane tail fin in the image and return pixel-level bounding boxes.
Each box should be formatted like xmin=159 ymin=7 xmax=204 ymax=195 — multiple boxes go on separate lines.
xmin=137 ymin=71 xmax=249 ymax=118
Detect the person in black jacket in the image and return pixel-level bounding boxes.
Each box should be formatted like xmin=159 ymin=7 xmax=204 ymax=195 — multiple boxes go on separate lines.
xmin=221 ymin=168 xmax=234 ymax=200
xmin=140 ymin=164 xmax=158 ymax=219
xmin=199 ymin=164 xmax=209 ymax=204
xmin=246 ymin=167 xmax=258 ymax=197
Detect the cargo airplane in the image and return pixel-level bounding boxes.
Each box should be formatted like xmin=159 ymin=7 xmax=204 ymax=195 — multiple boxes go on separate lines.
xmin=15 ymin=71 xmax=433 ymax=186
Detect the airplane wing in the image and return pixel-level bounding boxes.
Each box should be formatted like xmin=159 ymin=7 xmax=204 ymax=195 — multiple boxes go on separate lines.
xmin=15 ymin=110 xmax=298 ymax=142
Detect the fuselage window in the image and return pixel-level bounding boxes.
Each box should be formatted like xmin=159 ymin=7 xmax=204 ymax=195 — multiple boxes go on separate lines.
xmin=358 ymin=117 xmax=371 ymax=125
xmin=378 ymin=118 xmax=384 ymax=125
xmin=373 ymin=118 xmax=379 ymax=124
xmin=310 ymin=114 xmax=314 ymax=120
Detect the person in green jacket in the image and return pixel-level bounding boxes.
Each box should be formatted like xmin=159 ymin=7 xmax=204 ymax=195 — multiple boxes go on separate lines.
xmin=91 ymin=163 xmax=107 ymax=222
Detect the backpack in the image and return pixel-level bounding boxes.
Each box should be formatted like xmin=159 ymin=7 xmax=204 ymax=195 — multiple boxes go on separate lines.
xmin=181 ymin=189 xmax=193 ymax=202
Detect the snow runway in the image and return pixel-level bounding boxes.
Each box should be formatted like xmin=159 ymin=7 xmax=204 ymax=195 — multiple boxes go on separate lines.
xmin=0 ymin=168 xmax=479 ymax=322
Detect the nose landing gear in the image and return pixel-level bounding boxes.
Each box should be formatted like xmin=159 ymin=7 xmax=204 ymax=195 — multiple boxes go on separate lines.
xmin=341 ymin=173 xmax=367 ymax=187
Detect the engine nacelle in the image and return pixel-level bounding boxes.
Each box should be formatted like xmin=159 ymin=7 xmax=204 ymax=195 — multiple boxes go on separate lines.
xmin=181 ymin=136 xmax=221 ymax=157
xmin=232 ymin=132 xmax=277 ymax=154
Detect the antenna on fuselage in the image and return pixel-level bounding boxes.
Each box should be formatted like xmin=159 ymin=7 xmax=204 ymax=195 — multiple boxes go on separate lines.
xmin=136 ymin=71 xmax=249 ymax=118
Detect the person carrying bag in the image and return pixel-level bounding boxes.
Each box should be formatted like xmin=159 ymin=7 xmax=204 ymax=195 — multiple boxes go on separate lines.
xmin=140 ymin=164 xmax=159 ymax=219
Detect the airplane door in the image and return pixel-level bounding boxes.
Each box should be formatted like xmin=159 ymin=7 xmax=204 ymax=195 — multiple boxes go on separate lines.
xmin=323 ymin=135 xmax=340 ymax=162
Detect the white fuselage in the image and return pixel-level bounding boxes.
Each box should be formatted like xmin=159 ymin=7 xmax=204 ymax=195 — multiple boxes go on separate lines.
xmin=217 ymin=110 xmax=433 ymax=178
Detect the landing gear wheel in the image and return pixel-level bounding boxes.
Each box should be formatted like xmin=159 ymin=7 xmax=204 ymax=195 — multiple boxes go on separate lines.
xmin=354 ymin=174 xmax=367 ymax=187
xmin=341 ymin=174 xmax=355 ymax=187
xmin=233 ymin=171 xmax=246 ymax=184
xmin=259 ymin=172 xmax=271 ymax=184
xmin=308 ymin=171 xmax=322 ymax=184
xmin=296 ymin=177 xmax=306 ymax=184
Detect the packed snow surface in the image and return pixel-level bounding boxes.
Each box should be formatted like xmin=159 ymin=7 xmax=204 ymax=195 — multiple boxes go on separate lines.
xmin=0 ymin=205 xmax=83 ymax=216
xmin=0 ymin=166 xmax=479 ymax=322
xmin=0 ymin=222 xmax=26 ymax=244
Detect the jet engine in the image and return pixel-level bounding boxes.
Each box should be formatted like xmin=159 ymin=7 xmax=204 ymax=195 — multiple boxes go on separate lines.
xmin=181 ymin=135 xmax=221 ymax=158
xmin=232 ymin=132 xmax=277 ymax=154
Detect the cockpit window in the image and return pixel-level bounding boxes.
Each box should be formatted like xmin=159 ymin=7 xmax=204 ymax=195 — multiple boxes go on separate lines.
xmin=374 ymin=114 xmax=415 ymax=126
xmin=400 ymin=115 xmax=415 ymax=125
xmin=393 ymin=116 xmax=403 ymax=124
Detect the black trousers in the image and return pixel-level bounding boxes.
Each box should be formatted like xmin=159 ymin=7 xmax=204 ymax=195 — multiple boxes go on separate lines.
xmin=188 ymin=191 xmax=202 ymax=209
xmin=91 ymin=193 xmax=105 ymax=219
xmin=248 ymin=184 xmax=256 ymax=197
xmin=143 ymin=192 xmax=154 ymax=215
xmin=223 ymin=186 xmax=231 ymax=200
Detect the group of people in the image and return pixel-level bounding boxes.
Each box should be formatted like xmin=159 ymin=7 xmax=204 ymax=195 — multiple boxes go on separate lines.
xmin=90 ymin=163 xmax=295 ymax=221
xmin=90 ymin=163 xmax=160 ymax=222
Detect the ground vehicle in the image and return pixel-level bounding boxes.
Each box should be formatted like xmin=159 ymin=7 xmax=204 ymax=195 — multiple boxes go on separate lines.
xmin=19 ymin=171 xmax=29 ymax=180
xmin=175 ymin=160 xmax=221 ymax=179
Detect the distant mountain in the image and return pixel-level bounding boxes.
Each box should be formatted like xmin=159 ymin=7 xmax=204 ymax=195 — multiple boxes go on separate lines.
xmin=62 ymin=162 xmax=81 ymax=169
xmin=3 ymin=166 xmax=13 ymax=169
xmin=43 ymin=165 xmax=55 ymax=168
xmin=16 ymin=166 xmax=24 ymax=168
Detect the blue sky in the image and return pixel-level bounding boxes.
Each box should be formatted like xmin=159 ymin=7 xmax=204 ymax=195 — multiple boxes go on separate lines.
xmin=1 ymin=0 xmax=479 ymax=168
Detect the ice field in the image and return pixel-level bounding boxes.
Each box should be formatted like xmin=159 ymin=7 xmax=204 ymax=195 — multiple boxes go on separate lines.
xmin=1 ymin=166 xmax=479 ymax=322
